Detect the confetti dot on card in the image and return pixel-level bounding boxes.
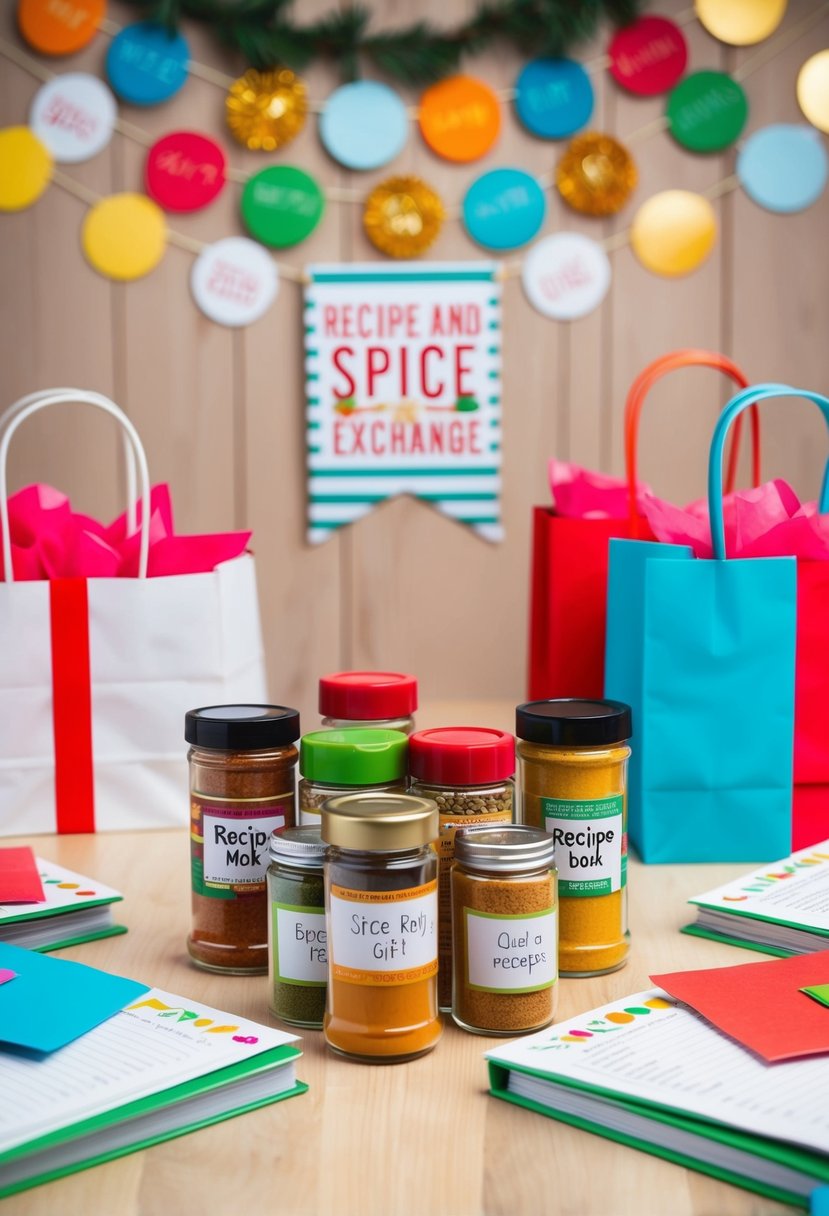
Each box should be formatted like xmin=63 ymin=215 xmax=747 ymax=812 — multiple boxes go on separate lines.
xmin=623 ymin=1006 xmax=652 ymax=1016
xmin=605 ymin=1011 xmax=635 ymax=1023
xmin=57 ymin=882 xmax=80 ymax=889
xmin=75 ymin=889 xmax=96 ymax=896
xmin=643 ymin=998 xmax=672 ymax=1009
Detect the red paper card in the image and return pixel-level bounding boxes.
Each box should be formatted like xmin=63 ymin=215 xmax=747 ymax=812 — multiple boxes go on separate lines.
xmin=0 ymin=847 xmax=45 ymax=903
xmin=651 ymin=951 xmax=829 ymax=1062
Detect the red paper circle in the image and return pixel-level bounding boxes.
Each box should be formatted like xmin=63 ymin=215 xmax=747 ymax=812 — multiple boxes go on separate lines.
xmin=609 ymin=16 xmax=688 ymax=97
xmin=145 ymin=131 xmax=226 ymax=213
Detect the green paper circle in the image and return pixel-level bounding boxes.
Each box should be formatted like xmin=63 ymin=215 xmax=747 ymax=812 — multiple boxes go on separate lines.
xmin=666 ymin=70 xmax=748 ymax=153
xmin=241 ymin=166 xmax=324 ymax=248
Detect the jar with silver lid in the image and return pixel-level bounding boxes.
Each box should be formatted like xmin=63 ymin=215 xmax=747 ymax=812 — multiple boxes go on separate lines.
xmin=267 ymin=825 xmax=327 ymax=1028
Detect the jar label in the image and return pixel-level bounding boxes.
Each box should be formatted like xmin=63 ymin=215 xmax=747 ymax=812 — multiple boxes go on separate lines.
xmin=329 ymin=880 xmax=438 ymax=985
xmin=465 ymin=907 xmax=557 ymax=993
xmin=272 ymin=902 xmax=328 ymax=986
xmin=191 ymin=795 xmax=292 ymax=897
xmin=541 ymin=795 xmax=626 ymax=896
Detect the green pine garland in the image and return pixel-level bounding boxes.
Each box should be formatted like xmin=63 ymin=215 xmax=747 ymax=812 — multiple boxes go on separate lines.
xmin=123 ymin=0 xmax=644 ymax=85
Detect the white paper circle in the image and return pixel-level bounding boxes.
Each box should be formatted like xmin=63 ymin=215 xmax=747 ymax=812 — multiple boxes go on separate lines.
xmin=521 ymin=233 xmax=611 ymax=320
xmin=191 ymin=237 xmax=278 ymax=328
xmin=30 ymin=73 xmax=116 ymax=164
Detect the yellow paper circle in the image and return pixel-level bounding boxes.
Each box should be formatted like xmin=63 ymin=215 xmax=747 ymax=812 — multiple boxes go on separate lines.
xmin=695 ymin=0 xmax=786 ymax=46
xmin=82 ymin=194 xmax=166 ymax=280
xmin=630 ymin=190 xmax=717 ymax=277
xmin=226 ymin=68 xmax=307 ymax=151
xmin=0 ymin=126 xmax=52 ymax=211
xmin=363 ymin=176 xmax=445 ymax=259
xmin=798 ymin=51 xmax=829 ymax=134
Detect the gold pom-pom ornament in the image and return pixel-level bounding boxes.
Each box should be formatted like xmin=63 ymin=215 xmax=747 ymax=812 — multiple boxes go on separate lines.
xmin=226 ymin=68 xmax=307 ymax=152
xmin=363 ymin=176 xmax=445 ymax=259
xmin=556 ymin=133 xmax=637 ymax=217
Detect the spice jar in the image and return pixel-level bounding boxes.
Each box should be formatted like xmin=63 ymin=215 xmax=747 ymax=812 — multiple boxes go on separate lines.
xmin=319 ymin=671 xmax=418 ymax=734
xmin=267 ymin=825 xmax=327 ymax=1028
xmin=516 ymin=699 xmax=632 ymax=978
xmin=408 ymin=727 xmax=515 ymax=1011
xmin=451 ymin=825 xmax=558 ymax=1035
xmin=321 ymin=792 xmax=441 ymax=1063
xmin=186 ymin=704 xmax=300 ymax=975
xmin=298 ymin=728 xmax=407 ymax=825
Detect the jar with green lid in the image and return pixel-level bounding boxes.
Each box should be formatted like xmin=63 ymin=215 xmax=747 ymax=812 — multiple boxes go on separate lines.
xmin=298 ymin=728 xmax=408 ymax=826
xmin=267 ymin=825 xmax=327 ymax=1028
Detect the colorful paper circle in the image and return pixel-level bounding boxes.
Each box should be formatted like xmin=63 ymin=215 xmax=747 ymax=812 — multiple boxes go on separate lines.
xmin=191 ymin=237 xmax=278 ymax=327
xmin=631 ymin=190 xmax=717 ymax=277
xmin=608 ymin=16 xmax=688 ymax=96
xmin=320 ymin=81 xmax=408 ymax=170
xmin=695 ymin=0 xmax=787 ymax=46
xmin=106 ymin=22 xmax=189 ymax=106
xmin=18 ymin=0 xmax=104 ymax=55
xmin=737 ymin=124 xmax=828 ymax=213
xmin=521 ymin=233 xmax=611 ymax=320
xmin=462 ymin=168 xmax=546 ymax=251
xmin=82 ymin=193 xmax=166 ymax=280
xmin=0 ymin=127 xmax=52 ymax=211
xmin=515 ymin=59 xmax=594 ymax=140
xmin=145 ymin=132 xmax=226 ymax=212
xmin=241 ymin=166 xmax=324 ymax=248
xmin=29 ymin=74 xmax=116 ymax=164
xmin=667 ymin=71 xmax=748 ymax=152
xmin=797 ymin=51 xmax=829 ymax=135
xmin=556 ymin=133 xmax=637 ymax=216
xmin=418 ymin=75 xmax=501 ymax=162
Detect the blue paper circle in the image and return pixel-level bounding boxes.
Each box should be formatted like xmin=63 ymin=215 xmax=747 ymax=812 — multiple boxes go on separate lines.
xmin=463 ymin=168 xmax=546 ymax=251
xmin=737 ymin=124 xmax=828 ymax=214
xmin=106 ymin=23 xmax=189 ymax=107
xmin=319 ymin=81 xmax=408 ymax=170
xmin=515 ymin=59 xmax=594 ymax=140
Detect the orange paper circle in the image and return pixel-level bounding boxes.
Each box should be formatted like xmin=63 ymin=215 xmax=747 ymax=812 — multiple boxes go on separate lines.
xmin=418 ymin=75 xmax=501 ymax=163
xmin=18 ymin=0 xmax=105 ymax=56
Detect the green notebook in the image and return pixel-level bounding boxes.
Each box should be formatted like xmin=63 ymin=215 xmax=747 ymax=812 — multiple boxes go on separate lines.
xmin=0 ymin=858 xmax=127 ymax=952
xmin=0 ymin=986 xmax=306 ymax=1197
xmin=486 ymin=989 xmax=829 ymax=1208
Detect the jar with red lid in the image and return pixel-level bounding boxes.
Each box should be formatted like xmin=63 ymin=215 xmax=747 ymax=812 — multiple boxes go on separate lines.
xmin=408 ymin=726 xmax=515 ymax=1010
xmin=319 ymin=671 xmax=417 ymax=735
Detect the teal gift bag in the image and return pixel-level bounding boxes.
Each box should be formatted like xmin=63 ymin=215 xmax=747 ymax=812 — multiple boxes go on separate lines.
xmin=605 ymin=385 xmax=829 ymax=863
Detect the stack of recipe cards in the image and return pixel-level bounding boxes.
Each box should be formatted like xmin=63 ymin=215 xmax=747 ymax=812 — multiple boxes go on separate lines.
xmin=0 ymin=850 xmax=126 ymax=951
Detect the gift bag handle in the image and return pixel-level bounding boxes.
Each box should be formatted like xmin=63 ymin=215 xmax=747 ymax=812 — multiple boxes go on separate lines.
xmin=709 ymin=383 xmax=829 ymax=560
xmin=624 ymin=349 xmax=761 ymax=529
xmin=0 ymin=389 xmax=151 ymax=580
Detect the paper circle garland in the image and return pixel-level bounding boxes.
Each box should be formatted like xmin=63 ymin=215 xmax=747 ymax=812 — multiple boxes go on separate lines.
xmin=145 ymin=132 xmax=226 ymax=212
xmin=320 ymin=81 xmax=408 ymax=170
xmin=797 ymin=51 xmax=829 ymax=135
xmin=418 ymin=76 xmax=501 ymax=162
xmin=522 ymin=233 xmax=611 ymax=320
xmin=695 ymin=0 xmax=787 ymax=46
xmin=18 ymin=0 xmax=104 ymax=56
xmin=556 ymin=133 xmax=637 ymax=217
xmin=82 ymin=194 xmax=166 ymax=280
xmin=106 ymin=23 xmax=189 ymax=107
xmin=514 ymin=59 xmax=594 ymax=140
xmin=631 ymin=190 xmax=717 ymax=277
xmin=363 ymin=176 xmax=445 ymax=258
xmin=226 ymin=68 xmax=307 ymax=152
xmin=0 ymin=127 xmax=51 ymax=211
xmin=608 ymin=16 xmax=688 ymax=96
xmin=737 ymin=124 xmax=828 ymax=214
xmin=191 ymin=237 xmax=278 ymax=328
xmin=462 ymin=168 xmax=546 ymax=250
xmin=667 ymin=71 xmax=748 ymax=153
xmin=29 ymin=74 xmax=116 ymax=164
xmin=241 ymin=166 xmax=324 ymax=248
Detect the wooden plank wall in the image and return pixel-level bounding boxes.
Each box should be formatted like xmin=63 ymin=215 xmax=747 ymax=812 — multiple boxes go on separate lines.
xmin=2 ymin=0 xmax=828 ymax=727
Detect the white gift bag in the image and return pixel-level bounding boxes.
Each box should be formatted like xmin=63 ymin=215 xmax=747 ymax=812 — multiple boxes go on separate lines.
xmin=0 ymin=390 xmax=267 ymax=834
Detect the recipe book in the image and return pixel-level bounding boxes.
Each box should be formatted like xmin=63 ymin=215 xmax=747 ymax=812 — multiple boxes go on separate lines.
xmin=0 ymin=859 xmax=126 ymax=951
xmin=0 ymin=987 xmax=305 ymax=1198
xmin=684 ymin=839 xmax=829 ymax=955
xmin=486 ymin=990 xmax=829 ymax=1208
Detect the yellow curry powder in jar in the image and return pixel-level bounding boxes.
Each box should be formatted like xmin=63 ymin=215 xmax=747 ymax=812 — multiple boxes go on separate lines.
xmin=515 ymin=699 xmax=632 ymax=977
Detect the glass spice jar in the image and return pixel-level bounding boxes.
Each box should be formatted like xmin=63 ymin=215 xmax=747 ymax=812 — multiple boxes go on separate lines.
xmin=408 ymin=727 xmax=515 ymax=1012
xmin=451 ymin=825 xmax=558 ymax=1036
xmin=186 ymin=704 xmax=300 ymax=975
xmin=321 ymin=792 xmax=441 ymax=1063
xmin=516 ymin=699 xmax=632 ymax=978
xmin=298 ymin=728 xmax=408 ymax=825
xmin=319 ymin=670 xmax=417 ymax=735
xmin=267 ymin=825 xmax=327 ymax=1028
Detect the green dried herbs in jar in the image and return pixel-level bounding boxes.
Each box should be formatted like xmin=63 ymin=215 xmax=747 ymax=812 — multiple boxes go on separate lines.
xmin=267 ymin=825 xmax=327 ymax=1028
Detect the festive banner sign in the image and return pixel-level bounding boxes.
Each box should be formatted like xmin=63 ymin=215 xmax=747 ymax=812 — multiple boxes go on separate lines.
xmin=304 ymin=263 xmax=503 ymax=545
